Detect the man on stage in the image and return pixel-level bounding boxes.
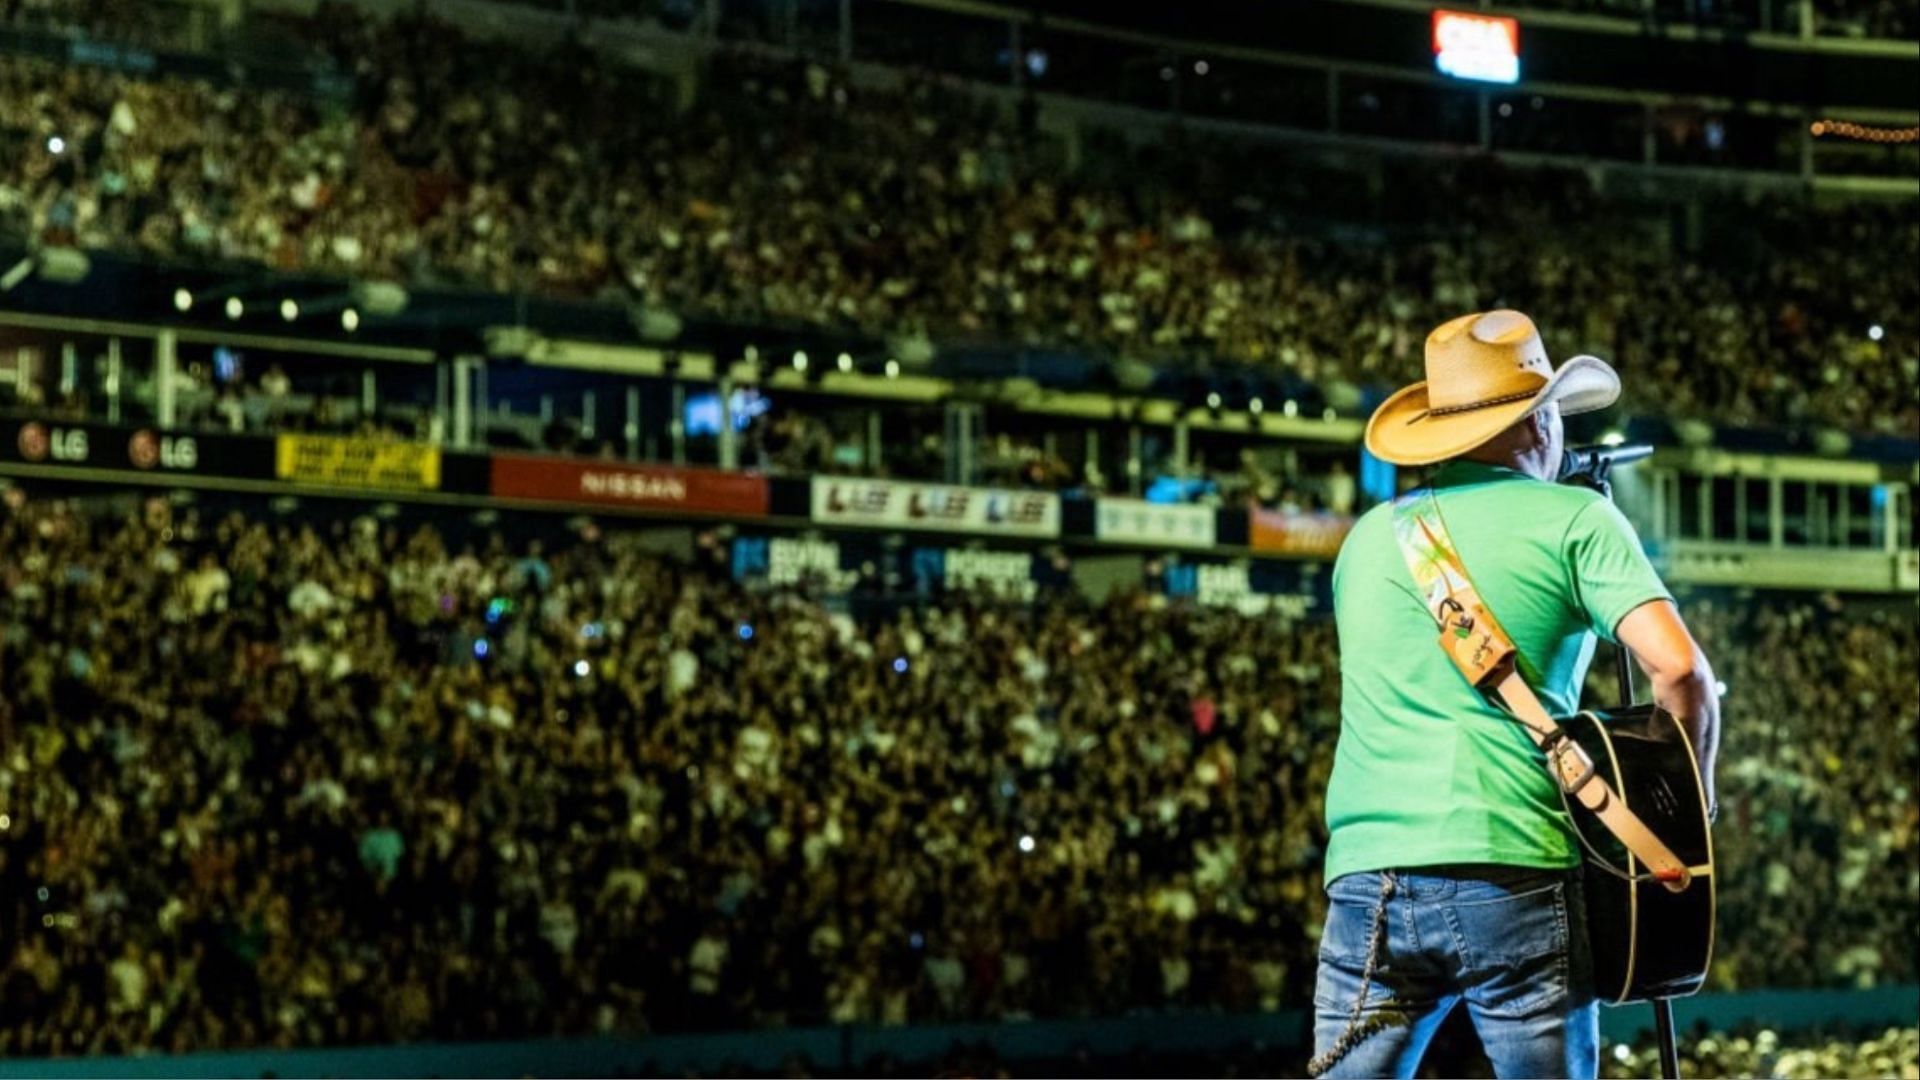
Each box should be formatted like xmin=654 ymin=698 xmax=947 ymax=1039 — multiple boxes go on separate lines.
xmin=1311 ymin=310 xmax=1722 ymax=1079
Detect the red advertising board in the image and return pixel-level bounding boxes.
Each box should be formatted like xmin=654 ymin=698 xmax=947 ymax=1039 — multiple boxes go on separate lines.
xmin=490 ymin=454 xmax=768 ymax=516
xmin=1248 ymin=509 xmax=1354 ymax=558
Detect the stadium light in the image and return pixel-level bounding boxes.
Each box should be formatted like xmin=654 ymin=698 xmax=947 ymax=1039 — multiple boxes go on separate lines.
xmin=1433 ymin=10 xmax=1520 ymax=85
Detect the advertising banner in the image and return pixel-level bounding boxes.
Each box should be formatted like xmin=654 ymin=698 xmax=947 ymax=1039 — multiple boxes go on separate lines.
xmin=2 ymin=418 xmax=271 ymax=480
xmin=732 ymin=535 xmax=867 ymax=593
xmin=1248 ymin=509 xmax=1354 ymax=558
xmin=491 ymin=454 xmax=768 ymax=516
xmin=1161 ymin=557 xmax=1332 ymax=620
xmin=275 ymin=435 xmax=442 ymax=492
xmin=1094 ymin=498 xmax=1217 ymax=549
xmin=811 ymin=478 xmax=1059 ymax=538
xmin=911 ymin=547 xmax=1039 ymax=600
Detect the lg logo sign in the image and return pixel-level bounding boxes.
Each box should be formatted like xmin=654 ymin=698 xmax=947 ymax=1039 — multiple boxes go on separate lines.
xmin=16 ymin=422 xmax=89 ymax=463
xmin=126 ymin=429 xmax=197 ymax=471
xmin=14 ymin=423 xmax=198 ymax=471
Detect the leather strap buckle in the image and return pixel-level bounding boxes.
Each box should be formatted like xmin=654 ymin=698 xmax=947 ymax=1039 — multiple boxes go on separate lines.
xmin=1541 ymin=729 xmax=1597 ymax=798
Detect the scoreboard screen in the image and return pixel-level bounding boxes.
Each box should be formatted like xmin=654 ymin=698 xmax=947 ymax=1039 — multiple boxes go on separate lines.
xmin=1433 ymin=9 xmax=1521 ymax=84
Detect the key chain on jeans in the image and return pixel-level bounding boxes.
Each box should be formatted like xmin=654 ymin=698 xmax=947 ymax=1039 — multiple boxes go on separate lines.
xmin=1307 ymin=872 xmax=1397 ymax=1078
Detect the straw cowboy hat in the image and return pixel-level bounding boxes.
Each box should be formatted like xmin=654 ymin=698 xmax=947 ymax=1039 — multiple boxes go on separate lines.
xmin=1364 ymin=309 xmax=1620 ymax=466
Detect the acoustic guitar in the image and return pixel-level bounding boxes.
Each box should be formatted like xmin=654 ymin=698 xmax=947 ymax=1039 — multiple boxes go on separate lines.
xmin=1555 ymin=703 xmax=1716 ymax=1004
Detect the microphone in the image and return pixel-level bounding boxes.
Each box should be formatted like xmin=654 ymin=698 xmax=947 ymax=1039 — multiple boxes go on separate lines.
xmin=1560 ymin=442 xmax=1653 ymax=482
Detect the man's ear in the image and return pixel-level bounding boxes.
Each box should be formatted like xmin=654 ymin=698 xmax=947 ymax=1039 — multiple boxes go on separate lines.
xmin=1527 ymin=408 xmax=1553 ymax=443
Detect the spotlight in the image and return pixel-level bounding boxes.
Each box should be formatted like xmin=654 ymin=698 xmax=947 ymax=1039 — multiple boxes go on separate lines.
xmin=341 ymin=308 xmax=360 ymax=332
xmin=173 ymin=288 xmax=193 ymax=313
xmin=837 ymin=352 xmax=853 ymax=373
xmin=1249 ymin=397 xmax=1264 ymax=415
xmin=884 ymin=359 xmax=901 ymax=379
xmin=1205 ymin=392 xmax=1222 ymax=410
xmin=1868 ymin=324 xmax=1885 ymax=342
xmin=1193 ymin=60 xmax=1209 ymax=76
xmin=46 ymin=136 xmax=65 ymax=155
xmin=279 ymin=299 xmax=299 ymax=322
xmin=224 ymin=297 xmax=244 ymax=320
xmin=792 ymin=350 xmax=808 ymax=372
xmin=1283 ymin=399 xmax=1298 ymax=418
xmin=574 ymin=659 xmax=591 ymax=677
xmin=1018 ymin=835 xmax=1036 ymax=853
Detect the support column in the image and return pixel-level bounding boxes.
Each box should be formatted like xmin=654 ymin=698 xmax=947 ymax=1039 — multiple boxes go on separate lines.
xmin=717 ymin=378 xmax=737 ymax=469
xmin=106 ymin=336 xmax=122 ymax=425
xmin=474 ymin=359 xmax=489 ymax=447
xmin=451 ymin=357 xmax=475 ymax=448
xmin=671 ymin=383 xmax=688 ymax=465
xmin=1769 ymin=476 xmax=1785 ymax=549
xmin=156 ymin=328 xmax=177 ymax=427
xmin=1009 ymin=17 xmax=1023 ymax=88
xmin=1127 ymin=423 xmax=1144 ymax=496
xmin=625 ymin=385 xmax=641 ymax=460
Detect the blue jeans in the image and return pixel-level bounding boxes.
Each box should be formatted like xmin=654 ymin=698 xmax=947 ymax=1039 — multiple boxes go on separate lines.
xmin=1311 ymin=865 xmax=1599 ymax=1079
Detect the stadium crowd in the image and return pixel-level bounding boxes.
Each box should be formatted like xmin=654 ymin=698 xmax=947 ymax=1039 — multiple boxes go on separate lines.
xmin=0 ymin=492 xmax=1913 ymax=1056
xmin=2 ymin=7 xmax=1916 ymax=440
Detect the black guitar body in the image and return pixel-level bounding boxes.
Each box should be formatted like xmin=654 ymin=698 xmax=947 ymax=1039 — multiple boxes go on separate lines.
xmin=1556 ymin=704 xmax=1716 ymax=1004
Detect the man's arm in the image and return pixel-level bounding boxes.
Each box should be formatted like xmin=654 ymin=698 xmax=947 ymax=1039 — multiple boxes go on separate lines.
xmin=1615 ymin=599 xmax=1721 ymax=810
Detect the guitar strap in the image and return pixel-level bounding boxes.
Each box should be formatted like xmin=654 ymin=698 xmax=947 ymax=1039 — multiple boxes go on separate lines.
xmin=1391 ymin=488 xmax=1692 ymax=890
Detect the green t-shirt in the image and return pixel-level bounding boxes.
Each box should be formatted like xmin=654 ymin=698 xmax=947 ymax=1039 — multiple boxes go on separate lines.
xmin=1322 ymin=460 xmax=1673 ymax=883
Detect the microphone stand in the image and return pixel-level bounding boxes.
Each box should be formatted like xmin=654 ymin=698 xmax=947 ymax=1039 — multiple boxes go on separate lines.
xmin=1566 ymin=448 xmax=1683 ymax=1080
